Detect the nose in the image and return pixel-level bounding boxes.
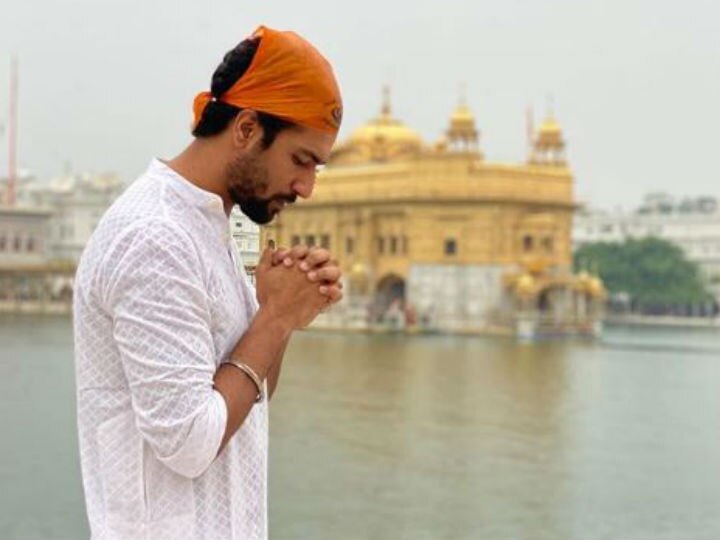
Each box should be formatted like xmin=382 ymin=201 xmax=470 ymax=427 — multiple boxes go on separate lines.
xmin=291 ymin=172 xmax=316 ymax=200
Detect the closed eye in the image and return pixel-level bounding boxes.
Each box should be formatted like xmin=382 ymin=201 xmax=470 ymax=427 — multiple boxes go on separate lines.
xmin=292 ymin=155 xmax=313 ymax=168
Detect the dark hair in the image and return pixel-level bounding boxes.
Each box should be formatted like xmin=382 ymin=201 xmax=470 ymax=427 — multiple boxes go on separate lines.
xmin=192 ymin=37 xmax=295 ymax=147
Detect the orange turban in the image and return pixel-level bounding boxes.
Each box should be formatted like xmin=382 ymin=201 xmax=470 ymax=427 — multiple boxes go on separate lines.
xmin=192 ymin=25 xmax=342 ymax=133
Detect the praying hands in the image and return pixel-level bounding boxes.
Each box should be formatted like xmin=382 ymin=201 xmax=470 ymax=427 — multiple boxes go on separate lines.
xmin=254 ymin=244 xmax=343 ymax=330
xmin=272 ymin=244 xmax=343 ymax=309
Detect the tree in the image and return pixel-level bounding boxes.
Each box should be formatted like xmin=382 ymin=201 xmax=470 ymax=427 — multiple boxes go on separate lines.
xmin=574 ymin=237 xmax=713 ymax=314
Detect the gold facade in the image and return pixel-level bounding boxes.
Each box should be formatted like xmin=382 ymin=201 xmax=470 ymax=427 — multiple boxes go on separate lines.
xmin=262 ymin=90 xmax=603 ymax=335
xmin=265 ymin=93 xmax=571 ymax=277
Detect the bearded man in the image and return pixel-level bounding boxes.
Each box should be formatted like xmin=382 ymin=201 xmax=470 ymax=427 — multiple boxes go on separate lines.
xmin=73 ymin=26 xmax=343 ymax=540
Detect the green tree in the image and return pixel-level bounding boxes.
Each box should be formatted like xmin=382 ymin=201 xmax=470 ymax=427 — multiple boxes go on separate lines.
xmin=574 ymin=237 xmax=712 ymax=313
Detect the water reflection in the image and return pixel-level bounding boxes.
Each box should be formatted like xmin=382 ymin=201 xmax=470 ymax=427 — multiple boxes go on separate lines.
xmin=270 ymin=330 xmax=720 ymax=539
xmin=2 ymin=316 xmax=720 ymax=539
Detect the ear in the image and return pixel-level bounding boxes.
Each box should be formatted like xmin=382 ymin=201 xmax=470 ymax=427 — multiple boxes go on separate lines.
xmin=232 ymin=109 xmax=261 ymax=149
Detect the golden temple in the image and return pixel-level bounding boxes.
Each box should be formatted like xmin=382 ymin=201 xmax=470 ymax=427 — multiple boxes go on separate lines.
xmin=262 ymin=88 xmax=605 ymax=337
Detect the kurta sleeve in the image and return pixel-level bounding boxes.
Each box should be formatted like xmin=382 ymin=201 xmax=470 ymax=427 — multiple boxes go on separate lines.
xmin=103 ymin=219 xmax=227 ymax=479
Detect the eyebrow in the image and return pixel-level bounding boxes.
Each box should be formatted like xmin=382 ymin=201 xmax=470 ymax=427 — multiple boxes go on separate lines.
xmin=299 ymin=148 xmax=326 ymax=166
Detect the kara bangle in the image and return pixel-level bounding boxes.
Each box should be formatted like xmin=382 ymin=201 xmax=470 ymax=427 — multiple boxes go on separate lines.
xmin=225 ymin=360 xmax=265 ymax=403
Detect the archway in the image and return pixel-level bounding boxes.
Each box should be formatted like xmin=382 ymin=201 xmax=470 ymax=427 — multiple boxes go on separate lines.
xmin=371 ymin=274 xmax=406 ymax=323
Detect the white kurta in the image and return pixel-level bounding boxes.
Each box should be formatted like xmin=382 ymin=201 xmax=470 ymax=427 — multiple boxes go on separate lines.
xmin=73 ymin=159 xmax=268 ymax=540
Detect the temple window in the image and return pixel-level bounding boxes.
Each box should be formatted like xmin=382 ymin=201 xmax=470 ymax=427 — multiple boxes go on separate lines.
xmin=445 ymin=238 xmax=457 ymax=256
xmin=390 ymin=236 xmax=398 ymax=255
xmin=523 ymin=235 xmax=533 ymax=252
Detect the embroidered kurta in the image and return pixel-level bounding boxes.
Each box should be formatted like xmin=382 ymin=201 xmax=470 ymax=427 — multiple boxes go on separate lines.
xmin=74 ymin=159 xmax=267 ymax=540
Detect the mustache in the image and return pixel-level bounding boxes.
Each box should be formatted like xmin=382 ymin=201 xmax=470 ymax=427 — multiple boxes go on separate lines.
xmin=228 ymin=185 xmax=297 ymax=206
xmin=233 ymin=190 xmax=298 ymax=225
xmin=270 ymin=193 xmax=298 ymax=205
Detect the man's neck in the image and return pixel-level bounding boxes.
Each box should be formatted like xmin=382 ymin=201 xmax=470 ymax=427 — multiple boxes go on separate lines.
xmin=167 ymin=140 xmax=234 ymax=216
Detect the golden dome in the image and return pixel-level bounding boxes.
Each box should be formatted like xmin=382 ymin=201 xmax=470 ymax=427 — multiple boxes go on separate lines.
xmin=516 ymin=273 xmax=536 ymax=298
xmin=574 ymin=271 xmax=605 ymax=296
xmin=349 ymin=86 xmax=423 ymax=148
xmin=330 ymin=86 xmax=424 ymax=164
xmin=528 ymin=104 xmax=567 ymax=166
xmin=588 ymin=277 xmax=606 ymax=299
xmin=350 ymin=262 xmax=370 ymax=278
xmin=450 ymin=103 xmax=475 ymax=124
xmin=535 ymin=116 xmax=565 ymax=149
xmin=447 ymin=103 xmax=478 ymax=137
xmin=446 ymin=96 xmax=480 ymax=156
xmin=349 ymin=115 xmax=424 ymax=147
xmin=538 ymin=118 xmax=562 ymax=134
xmin=574 ymin=271 xmax=591 ymax=291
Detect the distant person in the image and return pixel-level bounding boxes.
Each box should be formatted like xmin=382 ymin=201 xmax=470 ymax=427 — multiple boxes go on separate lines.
xmin=73 ymin=25 xmax=343 ymax=540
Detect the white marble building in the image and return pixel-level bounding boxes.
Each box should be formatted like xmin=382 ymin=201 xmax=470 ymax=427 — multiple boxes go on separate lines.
xmin=229 ymin=207 xmax=261 ymax=267
xmin=407 ymin=264 xmax=507 ymax=330
xmin=6 ymin=172 xmax=264 ymax=269
xmin=573 ymin=193 xmax=720 ymax=300
xmin=0 ymin=206 xmax=52 ymax=267
xmin=13 ymin=172 xmax=126 ymax=263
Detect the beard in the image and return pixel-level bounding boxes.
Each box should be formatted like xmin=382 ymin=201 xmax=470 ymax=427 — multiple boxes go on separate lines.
xmin=226 ymin=151 xmax=297 ymax=225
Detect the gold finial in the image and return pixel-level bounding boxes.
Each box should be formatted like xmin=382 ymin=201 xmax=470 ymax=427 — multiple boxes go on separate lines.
xmin=538 ymin=95 xmax=562 ymax=136
xmin=531 ymin=95 xmax=566 ymax=165
xmin=459 ymin=82 xmax=467 ymax=107
xmin=381 ymin=85 xmax=392 ymax=117
xmin=545 ymin=94 xmax=555 ymax=120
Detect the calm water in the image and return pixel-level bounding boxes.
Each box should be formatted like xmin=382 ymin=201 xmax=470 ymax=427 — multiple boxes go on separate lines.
xmin=1 ymin=315 xmax=720 ymax=539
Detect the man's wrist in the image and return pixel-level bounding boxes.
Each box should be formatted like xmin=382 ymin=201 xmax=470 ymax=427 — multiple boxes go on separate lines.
xmin=254 ymin=305 xmax=294 ymax=340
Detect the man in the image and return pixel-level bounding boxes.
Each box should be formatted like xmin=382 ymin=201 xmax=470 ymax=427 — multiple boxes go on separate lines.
xmin=73 ymin=25 xmax=343 ymax=540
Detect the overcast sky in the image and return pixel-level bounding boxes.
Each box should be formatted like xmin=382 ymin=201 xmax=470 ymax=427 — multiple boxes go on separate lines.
xmin=1 ymin=0 xmax=718 ymax=209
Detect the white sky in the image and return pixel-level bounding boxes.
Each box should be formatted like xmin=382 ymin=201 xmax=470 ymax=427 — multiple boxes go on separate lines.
xmin=1 ymin=0 xmax=718 ymax=209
